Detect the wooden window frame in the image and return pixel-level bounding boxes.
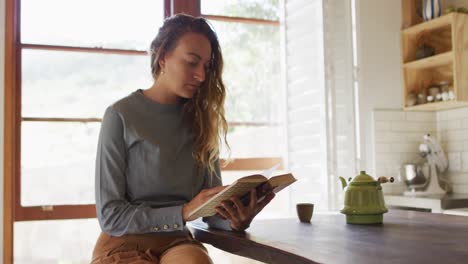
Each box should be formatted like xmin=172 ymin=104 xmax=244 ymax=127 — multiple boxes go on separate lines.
xmin=3 ymin=0 xmax=281 ymax=263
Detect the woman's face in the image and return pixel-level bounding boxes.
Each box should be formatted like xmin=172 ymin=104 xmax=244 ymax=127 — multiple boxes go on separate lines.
xmin=159 ymin=32 xmax=212 ymax=100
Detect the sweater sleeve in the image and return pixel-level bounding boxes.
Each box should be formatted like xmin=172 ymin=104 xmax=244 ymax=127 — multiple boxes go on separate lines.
xmin=201 ymin=159 xmax=234 ymax=231
xmin=95 ymin=107 xmax=185 ymax=236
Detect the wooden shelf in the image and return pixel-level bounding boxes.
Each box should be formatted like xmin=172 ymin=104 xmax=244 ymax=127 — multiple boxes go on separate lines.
xmin=401 ymin=0 xmax=468 ymax=112
xmin=403 ymin=51 xmax=453 ymax=69
xmin=404 ymin=100 xmax=468 ymax=111
xmin=402 ymin=13 xmax=455 ymax=35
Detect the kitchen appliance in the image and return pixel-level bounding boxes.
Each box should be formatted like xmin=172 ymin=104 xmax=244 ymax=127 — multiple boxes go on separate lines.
xmin=403 ymin=134 xmax=450 ymax=196
xmin=400 ymin=163 xmax=429 ymax=191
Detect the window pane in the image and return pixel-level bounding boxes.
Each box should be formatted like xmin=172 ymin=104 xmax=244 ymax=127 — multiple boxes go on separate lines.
xmin=21 ymin=121 xmax=100 ymax=206
xmin=13 ymin=219 xmax=262 ymax=263
xmin=221 ymin=125 xmax=284 ymax=158
xmin=202 ymin=0 xmax=279 ymax=20
xmin=21 ymin=0 xmax=163 ymax=50
xmin=14 ymin=219 xmax=101 ymax=263
xmin=22 ymin=49 xmax=152 ymax=118
xmin=210 ymin=21 xmax=281 ymax=123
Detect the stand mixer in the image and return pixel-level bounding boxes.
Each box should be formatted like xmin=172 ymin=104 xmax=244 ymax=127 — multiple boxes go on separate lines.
xmin=403 ymin=134 xmax=450 ymax=196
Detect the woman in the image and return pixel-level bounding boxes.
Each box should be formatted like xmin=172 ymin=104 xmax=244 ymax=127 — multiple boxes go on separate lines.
xmin=92 ymin=14 xmax=275 ymax=264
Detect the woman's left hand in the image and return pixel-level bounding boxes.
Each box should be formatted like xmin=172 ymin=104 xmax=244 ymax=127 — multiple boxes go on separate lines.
xmin=215 ymin=188 xmax=275 ymax=231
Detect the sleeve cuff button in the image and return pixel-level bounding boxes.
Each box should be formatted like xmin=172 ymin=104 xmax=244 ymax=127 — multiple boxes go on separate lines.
xmin=163 ymin=224 xmax=169 ymax=230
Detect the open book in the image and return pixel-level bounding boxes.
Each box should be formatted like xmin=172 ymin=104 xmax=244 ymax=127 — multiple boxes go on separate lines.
xmin=187 ymin=170 xmax=297 ymax=220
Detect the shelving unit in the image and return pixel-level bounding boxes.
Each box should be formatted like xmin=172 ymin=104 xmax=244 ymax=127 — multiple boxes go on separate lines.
xmin=403 ymin=51 xmax=452 ymax=69
xmin=401 ymin=0 xmax=468 ymax=111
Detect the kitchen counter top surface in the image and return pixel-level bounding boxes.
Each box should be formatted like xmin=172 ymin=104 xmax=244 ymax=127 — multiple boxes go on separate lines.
xmin=190 ymin=209 xmax=468 ymax=264
xmin=385 ymin=193 xmax=468 ymax=213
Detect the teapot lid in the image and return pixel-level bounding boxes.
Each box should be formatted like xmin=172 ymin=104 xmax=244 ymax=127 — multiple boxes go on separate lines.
xmin=351 ymin=171 xmax=377 ymax=184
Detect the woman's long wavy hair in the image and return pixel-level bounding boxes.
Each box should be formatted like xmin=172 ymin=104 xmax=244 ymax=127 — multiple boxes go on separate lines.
xmin=149 ymin=14 xmax=229 ymax=176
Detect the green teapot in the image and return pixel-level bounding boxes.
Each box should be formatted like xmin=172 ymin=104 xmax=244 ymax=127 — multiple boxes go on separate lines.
xmin=339 ymin=171 xmax=393 ymax=224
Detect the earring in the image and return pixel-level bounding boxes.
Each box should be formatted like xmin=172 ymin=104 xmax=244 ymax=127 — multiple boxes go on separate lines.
xmin=161 ymin=70 xmax=165 ymax=75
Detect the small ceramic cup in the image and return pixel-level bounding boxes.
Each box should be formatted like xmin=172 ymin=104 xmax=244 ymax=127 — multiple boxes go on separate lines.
xmin=296 ymin=203 xmax=314 ymax=223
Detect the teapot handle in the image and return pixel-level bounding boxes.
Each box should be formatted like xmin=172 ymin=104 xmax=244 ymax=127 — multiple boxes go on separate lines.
xmin=377 ymin=176 xmax=394 ymax=184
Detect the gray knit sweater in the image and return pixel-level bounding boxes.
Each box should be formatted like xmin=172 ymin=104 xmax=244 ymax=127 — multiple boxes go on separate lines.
xmin=95 ymin=89 xmax=230 ymax=236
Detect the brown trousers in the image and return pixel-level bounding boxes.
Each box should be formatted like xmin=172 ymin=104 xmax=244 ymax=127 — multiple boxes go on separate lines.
xmin=91 ymin=232 xmax=213 ymax=264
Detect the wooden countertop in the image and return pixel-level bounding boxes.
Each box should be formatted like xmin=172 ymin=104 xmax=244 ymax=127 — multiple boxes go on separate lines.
xmin=189 ymin=210 xmax=468 ymax=264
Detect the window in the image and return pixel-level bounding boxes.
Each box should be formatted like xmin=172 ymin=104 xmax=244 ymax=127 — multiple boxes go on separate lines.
xmin=200 ymin=0 xmax=287 ymax=218
xmin=5 ymin=0 xmax=165 ymax=262
xmin=17 ymin=0 xmax=162 ymax=215
xmin=201 ymin=1 xmax=283 ymax=159
xmin=4 ymin=0 xmax=285 ymax=262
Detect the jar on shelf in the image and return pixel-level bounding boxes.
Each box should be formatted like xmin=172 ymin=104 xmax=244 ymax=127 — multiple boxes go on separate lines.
xmin=448 ymin=88 xmax=455 ymax=100
xmin=427 ymin=86 xmax=440 ymax=101
xmin=406 ymin=92 xmax=417 ymax=106
xmin=439 ymin=81 xmax=450 ymax=93
xmin=442 ymin=91 xmax=449 ymax=101
xmin=416 ymin=92 xmax=427 ymax=105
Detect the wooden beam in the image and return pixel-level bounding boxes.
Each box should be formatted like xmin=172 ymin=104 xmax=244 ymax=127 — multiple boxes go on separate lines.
xmin=168 ymin=0 xmax=201 ymax=17
xmin=21 ymin=44 xmax=147 ymax=56
xmin=202 ymin=15 xmax=280 ymax=26
xmin=220 ymin=157 xmax=283 ymax=171
xmin=15 ymin=205 xmax=96 ymax=221
xmin=22 ymin=117 xmax=279 ymax=127
xmin=22 ymin=117 xmax=102 ymax=123
xmin=4 ymin=0 xmax=18 ymax=262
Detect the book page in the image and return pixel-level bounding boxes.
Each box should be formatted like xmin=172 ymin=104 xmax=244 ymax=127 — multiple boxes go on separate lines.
xmin=188 ymin=163 xmax=287 ymax=220
xmin=268 ymin=173 xmax=296 ymax=193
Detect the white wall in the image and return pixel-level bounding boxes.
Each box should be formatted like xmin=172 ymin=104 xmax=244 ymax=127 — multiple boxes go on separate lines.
xmin=372 ymin=109 xmax=437 ymax=194
xmin=284 ymin=0 xmax=329 ymax=210
xmin=436 ymin=108 xmax=468 ymax=193
xmin=373 ymin=108 xmax=468 ymax=194
xmin=284 ymin=0 xmax=356 ymax=211
xmin=356 ymin=0 xmax=403 ymax=175
xmin=1 ymin=0 xmax=5 ymax=260
xmin=324 ymin=0 xmax=356 ymax=209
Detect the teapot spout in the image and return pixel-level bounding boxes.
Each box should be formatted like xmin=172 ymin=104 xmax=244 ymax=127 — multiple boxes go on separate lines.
xmin=339 ymin=176 xmax=347 ymax=190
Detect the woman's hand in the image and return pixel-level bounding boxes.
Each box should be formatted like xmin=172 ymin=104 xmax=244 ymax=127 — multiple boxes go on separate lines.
xmin=215 ymin=188 xmax=275 ymax=231
xmin=182 ymin=185 xmax=226 ymax=222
